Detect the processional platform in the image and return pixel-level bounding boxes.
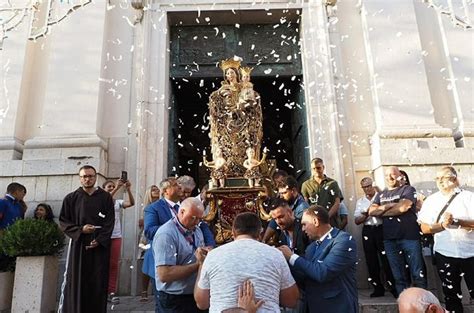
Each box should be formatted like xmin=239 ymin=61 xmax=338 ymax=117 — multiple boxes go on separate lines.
xmin=203 ymin=179 xmax=270 ymax=244
xmin=202 ymin=57 xmax=275 ymax=244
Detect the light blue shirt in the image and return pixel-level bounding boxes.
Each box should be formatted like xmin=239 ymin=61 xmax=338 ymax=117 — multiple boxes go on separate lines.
xmin=152 ymin=219 xmax=204 ymax=294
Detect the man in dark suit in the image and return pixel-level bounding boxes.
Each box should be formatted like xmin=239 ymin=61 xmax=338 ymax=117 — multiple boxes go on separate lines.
xmin=268 ymin=197 xmax=309 ymax=257
xmin=278 ymin=205 xmax=358 ymax=313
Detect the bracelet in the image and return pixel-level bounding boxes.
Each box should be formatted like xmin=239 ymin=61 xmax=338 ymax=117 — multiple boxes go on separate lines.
xmin=439 ymin=223 xmax=445 ymax=230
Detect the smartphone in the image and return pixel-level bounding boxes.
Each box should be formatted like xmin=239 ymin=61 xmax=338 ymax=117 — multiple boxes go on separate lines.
xmin=121 ymin=171 xmax=128 ymax=181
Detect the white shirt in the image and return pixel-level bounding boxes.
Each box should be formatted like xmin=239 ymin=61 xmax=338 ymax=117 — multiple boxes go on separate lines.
xmin=165 ymin=198 xmax=179 ymax=218
xmin=111 ymin=199 xmax=124 ymax=239
xmin=418 ymin=189 xmax=474 ymax=258
xmin=289 ymin=227 xmax=334 ymax=265
xmin=198 ymin=239 xmax=295 ymax=313
xmin=354 ymin=196 xmax=383 ymax=226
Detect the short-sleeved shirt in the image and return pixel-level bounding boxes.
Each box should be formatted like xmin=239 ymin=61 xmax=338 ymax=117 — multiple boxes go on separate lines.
xmin=301 ymin=175 xmax=343 ymax=209
xmin=373 ymin=185 xmax=419 ymax=240
xmin=111 ymin=199 xmax=124 ymax=239
xmin=198 ymin=239 xmax=296 ymax=313
xmin=301 ymin=176 xmax=343 ymax=228
xmin=354 ymin=196 xmax=382 ymax=226
xmin=418 ymin=189 xmax=474 ymax=258
xmin=339 ymin=201 xmax=349 ymax=216
xmin=0 ymin=195 xmax=24 ymax=230
xmin=152 ymin=219 xmax=205 ymax=295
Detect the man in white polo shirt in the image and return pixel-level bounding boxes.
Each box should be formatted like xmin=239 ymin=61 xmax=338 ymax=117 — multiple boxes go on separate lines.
xmin=418 ymin=166 xmax=474 ymax=313
xmin=354 ymin=177 xmax=395 ymax=298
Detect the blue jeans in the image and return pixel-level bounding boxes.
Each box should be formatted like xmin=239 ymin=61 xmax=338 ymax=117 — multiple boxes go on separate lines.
xmin=151 ymin=279 xmax=164 ymax=313
xmin=384 ymin=239 xmax=427 ymax=295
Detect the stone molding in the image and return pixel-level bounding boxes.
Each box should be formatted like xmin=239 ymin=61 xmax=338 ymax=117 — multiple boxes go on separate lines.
xmin=377 ymin=127 xmax=474 ymax=139
xmin=23 ymin=135 xmax=107 ymax=150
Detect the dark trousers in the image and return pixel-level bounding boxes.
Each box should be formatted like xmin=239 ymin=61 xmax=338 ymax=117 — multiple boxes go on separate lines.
xmin=157 ymin=291 xmax=207 ymax=313
xmin=435 ymin=252 xmax=474 ymax=313
xmin=362 ymin=225 xmax=395 ymax=292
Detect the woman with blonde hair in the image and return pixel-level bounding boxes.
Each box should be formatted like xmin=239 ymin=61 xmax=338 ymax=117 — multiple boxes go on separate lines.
xmin=138 ymin=184 xmax=160 ymax=302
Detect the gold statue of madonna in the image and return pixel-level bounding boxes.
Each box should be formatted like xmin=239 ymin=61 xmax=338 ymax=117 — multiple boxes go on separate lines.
xmin=208 ymin=58 xmax=263 ymax=178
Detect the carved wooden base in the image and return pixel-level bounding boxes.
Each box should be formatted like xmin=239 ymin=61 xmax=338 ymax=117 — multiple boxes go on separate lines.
xmin=204 ymin=185 xmax=271 ymax=244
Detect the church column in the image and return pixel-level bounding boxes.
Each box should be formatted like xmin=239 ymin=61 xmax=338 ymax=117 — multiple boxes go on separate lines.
xmin=134 ymin=3 xmax=170 ymax=193
xmin=413 ymin=0 xmax=470 ymax=147
xmin=0 ymin=1 xmax=50 ymax=162
xmin=126 ymin=5 xmax=170 ymax=293
xmin=94 ymin=0 xmax=141 ymax=295
xmin=300 ymin=1 xmax=344 ymax=183
xmin=20 ymin=2 xmax=108 ymax=175
xmin=359 ymin=1 xmax=471 ymax=186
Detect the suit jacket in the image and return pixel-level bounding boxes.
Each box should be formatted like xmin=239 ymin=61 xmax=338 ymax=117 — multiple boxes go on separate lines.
xmin=293 ymin=228 xmax=358 ymax=313
xmin=274 ymin=219 xmax=310 ymax=257
xmin=142 ymin=198 xmax=215 ymax=278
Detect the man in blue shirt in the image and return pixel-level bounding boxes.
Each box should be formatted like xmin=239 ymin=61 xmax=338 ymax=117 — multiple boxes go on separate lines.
xmin=0 ymin=182 xmax=27 ymax=270
xmin=0 ymin=182 xmax=27 ymax=230
xmin=153 ymin=197 xmax=209 ymax=313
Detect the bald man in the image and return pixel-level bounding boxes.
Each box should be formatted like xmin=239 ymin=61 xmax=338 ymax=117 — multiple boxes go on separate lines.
xmin=369 ymin=166 xmax=427 ymax=296
xmin=398 ymin=287 xmax=446 ymax=313
xmin=153 ymin=197 xmax=211 ymax=313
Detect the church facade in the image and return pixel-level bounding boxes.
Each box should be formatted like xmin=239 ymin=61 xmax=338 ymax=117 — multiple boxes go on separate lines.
xmin=0 ymin=0 xmax=472 ymax=294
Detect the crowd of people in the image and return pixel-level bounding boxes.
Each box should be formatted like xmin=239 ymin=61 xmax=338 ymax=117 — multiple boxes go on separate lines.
xmin=0 ymin=158 xmax=473 ymax=313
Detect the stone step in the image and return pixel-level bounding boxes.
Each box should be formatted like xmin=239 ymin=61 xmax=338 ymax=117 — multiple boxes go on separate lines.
xmin=103 ymin=290 xmax=474 ymax=313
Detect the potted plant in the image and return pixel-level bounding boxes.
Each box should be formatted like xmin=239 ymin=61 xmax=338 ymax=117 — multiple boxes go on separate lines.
xmin=0 ymin=219 xmax=65 ymax=313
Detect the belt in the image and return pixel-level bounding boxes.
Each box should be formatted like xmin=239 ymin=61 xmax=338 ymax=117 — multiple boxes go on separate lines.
xmin=363 ymin=224 xmax=382 ymax=228
xmin=157 ymin=291 xmax=193 ymax=298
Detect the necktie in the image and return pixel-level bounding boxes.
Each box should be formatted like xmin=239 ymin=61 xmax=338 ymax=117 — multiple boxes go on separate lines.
xmin=173 ymin=204 xmax=179 ymax=214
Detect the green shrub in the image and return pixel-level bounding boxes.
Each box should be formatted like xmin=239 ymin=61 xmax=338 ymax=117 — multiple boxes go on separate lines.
xmin=0 ymin=219 xmax=65 ymax=257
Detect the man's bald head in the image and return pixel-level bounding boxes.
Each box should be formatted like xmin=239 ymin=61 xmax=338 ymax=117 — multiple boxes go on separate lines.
xmin=398 ymin=287 xmax=445 ymax=313
xmin=178 ymin=197 xmax=205 ymax=230
xmin=385 ymin=166 xmax=402 ymax=189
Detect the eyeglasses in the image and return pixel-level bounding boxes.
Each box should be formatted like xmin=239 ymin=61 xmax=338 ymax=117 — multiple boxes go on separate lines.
xmin=80 ymin=175 xmax=96 ymax=179
xmin=361 ymin=185 xmax=372 ymax=189
xmin=435 ymin=176 xmax=452 ymax=181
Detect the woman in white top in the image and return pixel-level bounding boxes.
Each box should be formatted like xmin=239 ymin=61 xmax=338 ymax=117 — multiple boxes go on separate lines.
xmin=102 ymin=179 xmax=135 ymax=304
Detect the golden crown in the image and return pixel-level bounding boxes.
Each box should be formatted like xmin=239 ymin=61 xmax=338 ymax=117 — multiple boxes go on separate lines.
xmin=240 ymin=66 xmax=253 ymax=76
xmin=220 ymin=58 xmax=241 ymax=72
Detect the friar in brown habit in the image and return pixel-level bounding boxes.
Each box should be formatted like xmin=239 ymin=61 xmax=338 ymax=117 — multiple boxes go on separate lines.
xmin=59 ymin=165 xmax=115 ymax=313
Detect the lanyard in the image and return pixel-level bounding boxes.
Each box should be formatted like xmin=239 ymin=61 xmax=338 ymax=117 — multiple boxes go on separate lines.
xmin=173 ymin=218 xmax=198 ymax=251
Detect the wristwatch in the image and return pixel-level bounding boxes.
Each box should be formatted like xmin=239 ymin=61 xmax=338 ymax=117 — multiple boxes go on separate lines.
xmin=452 ymin=218 xmax=460 ymax=226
